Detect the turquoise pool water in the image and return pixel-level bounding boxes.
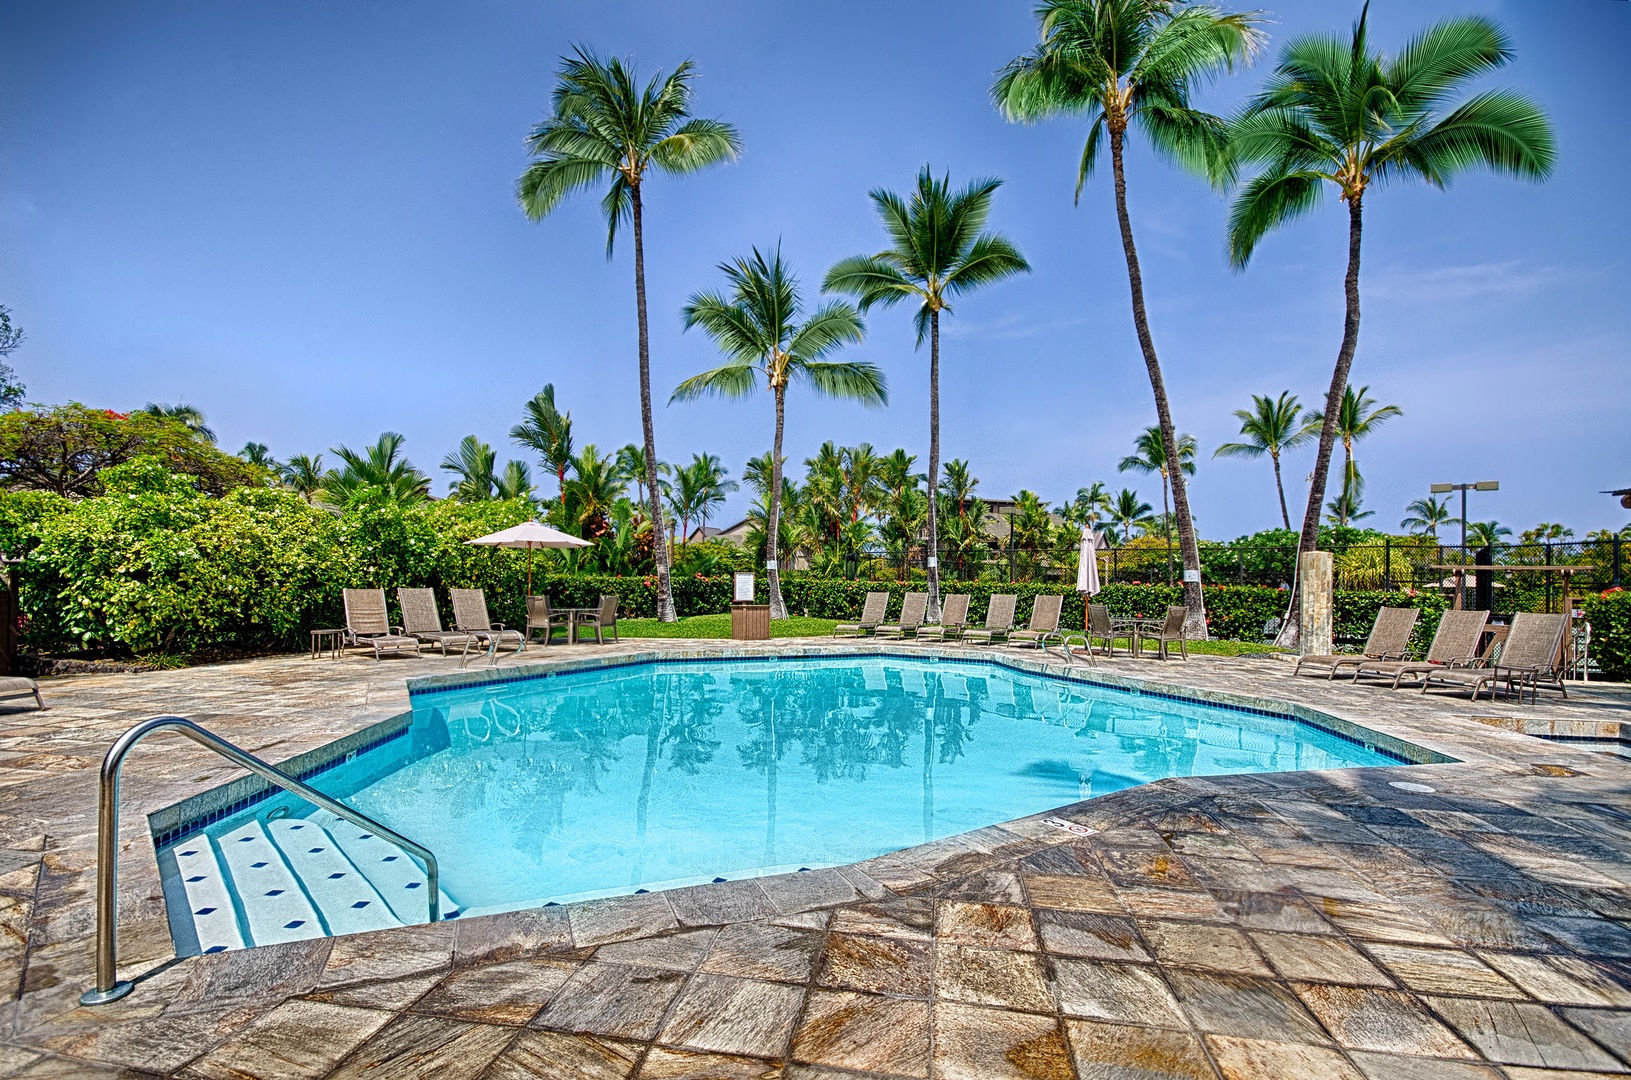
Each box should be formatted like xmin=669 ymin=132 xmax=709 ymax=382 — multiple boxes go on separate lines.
xmin=167 ymin=656 xmax=1408 ymax=936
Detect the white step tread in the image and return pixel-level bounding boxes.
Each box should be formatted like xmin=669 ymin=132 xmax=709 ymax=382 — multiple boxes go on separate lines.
xmin=214 ymin=819 xmax=325 ymax=945
xmin=169 ymin=835 xmax=246 ymax=953
xmin=309 ymin=810 xmax=461 ymax=923
xmin=267 ymin=819 xmax=402 ymax=936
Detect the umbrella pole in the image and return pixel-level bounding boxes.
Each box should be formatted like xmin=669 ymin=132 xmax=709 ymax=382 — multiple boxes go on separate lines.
xmin=527 ymin=545 xmax=534 ymax=597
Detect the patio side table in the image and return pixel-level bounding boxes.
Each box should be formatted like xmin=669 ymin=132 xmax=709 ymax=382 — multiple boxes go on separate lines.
xmin=310 ymin=628 xmax=345 ymax=660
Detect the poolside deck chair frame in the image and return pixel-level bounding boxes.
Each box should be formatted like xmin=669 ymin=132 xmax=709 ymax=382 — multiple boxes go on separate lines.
xmin=916 ymin=594 xmax=970 ymax=642
xmin=574 ymin=594 xmax=620 ymax=645
xmin=450 ymin=588 xmax=526 ymax=657
xmin=875 ymin=592 xmax=929 ymax=639
xmin=1009 ymin=594 xmax=1065 ymax=650
xmin=341 ymin=588 xmax=423 ymax=661
xmin=397 ymin=588 xmax=481 ymax=656
xmin=0 ymin=677 xmax=42 ymax=710
xmin=834 ymin=592 xmax=890 ymax=637
xmin=1424 ymin=613 xmax=1567 ymax=702
xmin=1354 ymin=609 xmax=1488 ymax=689
xmin=1136 ymin=605 xmax=1190 ymax=661
xmin=526 ymin=595 xmax=576 ymax=646
xmin=1292 ymin=606 xmax=1419 ymax=679
xmin=963 ymin=594 xmax=1018 ymax=646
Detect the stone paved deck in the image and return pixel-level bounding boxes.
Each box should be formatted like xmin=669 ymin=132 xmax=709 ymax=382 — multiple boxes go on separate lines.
xmin=0 ymin=639 xmax=1628 ymax=1078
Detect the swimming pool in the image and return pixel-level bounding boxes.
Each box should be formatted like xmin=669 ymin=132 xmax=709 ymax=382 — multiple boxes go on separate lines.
xmin=157 ymin=654 xmax=1418 ymax=952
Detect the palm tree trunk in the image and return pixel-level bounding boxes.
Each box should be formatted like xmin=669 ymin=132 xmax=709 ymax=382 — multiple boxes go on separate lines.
xmin=1161 ymin=471 xmax=1173 ymax=587
xmin=631 ymin=183 xmax=676 ymax=621
xmin=1108 ymin=125 xmax=1204 ymax=634
xmin=767 ymin=385 xmax=788 ymax=620
xmin=1299 ymin=194 xmax=1363 ymax=554
xmin=1271 ymin=450 xmax=1290 ymax=531
xmin=925 ymin=309 xmax=942 ymax=622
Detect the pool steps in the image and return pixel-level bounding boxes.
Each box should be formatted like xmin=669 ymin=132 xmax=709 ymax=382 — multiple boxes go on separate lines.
xmin=170 ymin=812 xmax=460 ymax=952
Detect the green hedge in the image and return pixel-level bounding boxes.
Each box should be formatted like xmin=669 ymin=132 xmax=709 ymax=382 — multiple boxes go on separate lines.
xmin=1580 ymin=589 xmax=1630 ymax=680
xmin=0 ymin=463 xmax=1613 ymax=675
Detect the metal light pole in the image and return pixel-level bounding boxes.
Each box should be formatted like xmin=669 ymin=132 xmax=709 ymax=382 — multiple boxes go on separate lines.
xmin=1429 ymin=480 xmax=1498 ymax=609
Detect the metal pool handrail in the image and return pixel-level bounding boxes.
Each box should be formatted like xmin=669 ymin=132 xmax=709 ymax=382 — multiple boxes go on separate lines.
xmin=79 ymin=715 xmax=440 ymax=1006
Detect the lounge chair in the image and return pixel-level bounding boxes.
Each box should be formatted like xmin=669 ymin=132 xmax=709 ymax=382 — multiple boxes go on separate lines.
xmin=1426 ymin=612 xmax=1568 ymax=702
xmin=574 ymin=594 xmax=620 ymax=644
xmin=397 ymin=588 xmax=480 ymax=656
xmin=1292 ymin=606 xmax=1418 ymax=679
xmin=1009 ymin=594 xmax=1064 ymax=650
xmin=341 ymin=589 xmax=423 ymax=660
xmin=917 ymin=594 xmax=970 ymax=642
xmin=834 ymin=592 xmax=889 ymax=637
xmin=526 ymin=595 xmax=575 ymax=645
xmin=1354 ymin=609 xmax=1488 ymax=688
xmin=450 ymin=589 xmax=525 ymax=655
xmin=875 ymin=592 xmax=929 ymax=639
xmin=1087 ymin=603 xmax=1119 ymax=657
xmin=1136 ymin=605 xmax=1190 ymax=660
xmin=963 ymin=593 xmax=1017 ymax=645
xmin=0 ymin=677 xmax=42 ymax=710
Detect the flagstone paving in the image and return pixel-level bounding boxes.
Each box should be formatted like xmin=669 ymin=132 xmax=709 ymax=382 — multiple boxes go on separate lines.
xmin=0 ymin=639 xmax=1626 ymax=1078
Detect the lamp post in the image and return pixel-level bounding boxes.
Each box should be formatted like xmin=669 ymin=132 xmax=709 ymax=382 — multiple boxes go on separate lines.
xmin=1429 ymin=481 xmax=1498 ymax=609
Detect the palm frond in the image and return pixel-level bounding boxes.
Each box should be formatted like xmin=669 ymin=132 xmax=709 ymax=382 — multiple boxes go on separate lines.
xmin=1398 ymin=89 xmax=1556 ymax=183
xmin=1226 ymin=169 xmax=1324 ymax=268
xmin=1388 ymin=15 xmax=1512 ymax=114
xmin=1074 ymin=112 xmax=1108 ymax=201
xmin=651 ymin=117 xmax=743 ymax=173
xmin=944 ymin=233 xmax=1030 ymax=295
xmin=821 ymin=255 xmax=921 ymax=310
xmin=681 ymin=291 xmax=766 ymax=362
xmin=669 ymin=362 xmax=759 ymax=403
xmin=787 ymin=300 xmax=865 ymax=360
xmin=796 ymin=360 xmax=889 ymax=407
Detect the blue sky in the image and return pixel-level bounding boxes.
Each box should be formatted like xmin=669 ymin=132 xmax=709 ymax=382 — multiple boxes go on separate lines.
xmin=2 ymin=0 xmax=1627 ymax=538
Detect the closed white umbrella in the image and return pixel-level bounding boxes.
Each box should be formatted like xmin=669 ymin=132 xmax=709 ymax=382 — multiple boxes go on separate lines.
xmin=466 ymin=521 xmax=591 ymax=595
xmin=1076 ymin=527 xmax=1103 ymax=596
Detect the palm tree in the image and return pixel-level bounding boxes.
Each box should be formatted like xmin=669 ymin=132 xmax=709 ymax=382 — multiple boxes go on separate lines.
xmin=510 ymin=385 xmax=573 ymax=517
xmin=1305 ymin=385 xmax=1401 ymax=527
xmin=319 ymin=432 xmax=430 ymax=507
xmin=518 ymin=47 xmax=741 ymax=621
xmin=994 ymin=0 xmax=1263 ymax=633
xmin=238 ymin=442 xmax=276 ymax=469
xmin=1400 ymin=495 xmax=1453 ymax=538
xmin=139 ymin=402 xmax=215 ymax=443
xmin=939 ymin=459 xmax=979 ymax=515
xmin=1324 ymin=488 xmax=1373 ymax=526
xmin=673 ymin=247 xmax=885 ymax=617
xmin=279 ymin=453 xmax=324 ymax=503
xmin=1119 ymin=426 xmax=1196 ymax=585
xmin=563 ymin=445 xmax=625 ymax=539
xmin=824 ymin=167 xmax=1029 ymax=620
xmin=495 ymin=460 xmax=536 ymax=504
xmin=1063 ymin=482 xmax=1112 ymax=532
xmin=1109 ymin=488 xmax=1155 ymax=543
xmin=1213 ymin=391 xmax=1312 ymax=529
xmin=664 ymin=453 xmax=740 ymax=548
xmin=442 ymin=436 xmax=499 ymax=501
xmin=1467 ymin=520 xmax=1512 ymax=548
xmin=1223 ymin=6 xmax=1554 ymax=558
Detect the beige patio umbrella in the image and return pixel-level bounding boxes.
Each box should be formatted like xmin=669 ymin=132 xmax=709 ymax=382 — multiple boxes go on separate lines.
xmin=465 ymin=521 xmax=591 ymax=595
xmin=1076 ymin=527 xmax=1104 ymax=596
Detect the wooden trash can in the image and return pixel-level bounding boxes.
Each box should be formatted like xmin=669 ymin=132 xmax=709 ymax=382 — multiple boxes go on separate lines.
xmin=731 ymin=602 xmax=771 ymax=640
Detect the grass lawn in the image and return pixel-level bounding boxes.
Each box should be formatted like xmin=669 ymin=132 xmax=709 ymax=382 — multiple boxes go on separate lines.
xmin=617 ymin=614 xmax=839 ymax=638
xmin=616 ymin=615 xmax=1286 ymax=654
